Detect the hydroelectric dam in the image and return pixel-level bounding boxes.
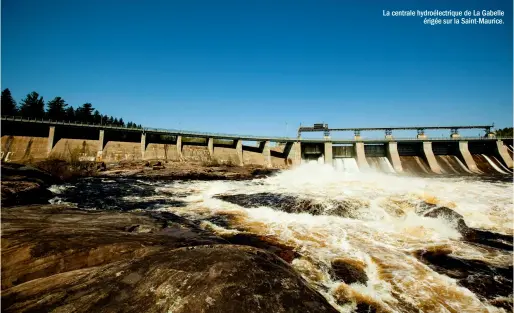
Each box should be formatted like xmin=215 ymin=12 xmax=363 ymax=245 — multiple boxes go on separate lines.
xmin=1 ymin=116 xmax=512 ymax=175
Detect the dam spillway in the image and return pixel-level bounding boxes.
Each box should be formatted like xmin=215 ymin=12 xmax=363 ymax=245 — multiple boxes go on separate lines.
xmin=1 ymin=117 xmax=512 ymax=176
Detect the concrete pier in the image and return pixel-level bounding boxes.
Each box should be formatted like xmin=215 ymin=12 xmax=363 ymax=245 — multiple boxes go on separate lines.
xmin=47 ymin=126 xmax=55 ymax=156
xmin=140 ymin=133 xmax=146 ymax=159
xmin=176 ymin=136 xmax=183 ymax=160
xmin=285 ymin=142 xmax=301 ymax=166
xmin=495 ymin=140 xmax=513 ymax=168
xmin=98 ymin=130 xmax=105 ymax=161
xmin=386 ymin=142 xmax=403 ymax=172
xmin=262 ymin=141 xmax=271 ymax=167
xmin=422 ymin=142 xmax=442 ymax=174
xmin=235 ymin=139 xmax=243 ymax=166
xmin=324 ymin=141 xmax=333 ymax=165
xmin=207 ymin=137 xmax=214 ymax=157
xmin=458 ymin=141 xmax=479 ymax=172
xmin=354 ymin=142 xmax=369 ymax=169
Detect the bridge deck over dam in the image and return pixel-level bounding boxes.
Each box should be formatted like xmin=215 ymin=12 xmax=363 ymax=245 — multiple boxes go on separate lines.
xmin=1 ymin=116 xmax=512 ymax=175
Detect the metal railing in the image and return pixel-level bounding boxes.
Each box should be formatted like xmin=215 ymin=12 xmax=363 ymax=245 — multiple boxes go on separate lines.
xmin=2 ymin=116 xmax=512 ymax=143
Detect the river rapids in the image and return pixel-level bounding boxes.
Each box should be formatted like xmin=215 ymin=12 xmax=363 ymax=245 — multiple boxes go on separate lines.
xmin=49 ymin=163 xmax=513 ymax=313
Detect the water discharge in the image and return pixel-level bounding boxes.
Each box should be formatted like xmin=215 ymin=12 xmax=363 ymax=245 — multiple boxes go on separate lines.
xmin=50 ymin=164 xmax=513 ymax=313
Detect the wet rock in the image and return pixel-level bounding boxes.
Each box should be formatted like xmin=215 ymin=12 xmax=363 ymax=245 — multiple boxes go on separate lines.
xmin=421 ymin=206 xmax=513 ymax=250
xmin=331 ymin=258 xmax=368 ymax=285
xmin=414 ymin=248 xmax=513 ymax=306
xmin=1 ymin=163 xmax=57 ymax=206
xmin=215 ymin=193 xmax=359 ymax=218
xmin=223 ymin=233 xmax=300 ymax=263
xmin=96 ymin=161 xmax=107 ymax=171
xmin=1 ymin=205 xmax=339 ymax=313
xmin=251 ymin=168 xmax=280 ymax=178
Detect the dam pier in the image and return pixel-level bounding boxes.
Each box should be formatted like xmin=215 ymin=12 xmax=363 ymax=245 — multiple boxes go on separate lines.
xmin=1 ymin=117 xmax=512 ymax=175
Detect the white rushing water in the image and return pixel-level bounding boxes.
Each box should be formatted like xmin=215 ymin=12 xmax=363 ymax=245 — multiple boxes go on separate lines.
xmin=482 ymin=154 xmax=508 ymax=174
xmin=147 ymin=163 xmax=512 ymax=313
xmin=334 ymin=158 xmax=360 ymax=173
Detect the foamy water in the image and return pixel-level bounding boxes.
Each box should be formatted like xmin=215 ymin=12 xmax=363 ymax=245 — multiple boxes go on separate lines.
xmin=50 ymin=164 xmax=513 ymax=312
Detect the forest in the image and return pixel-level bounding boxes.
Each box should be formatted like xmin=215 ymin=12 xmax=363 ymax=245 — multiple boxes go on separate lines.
xmin=1 ymin=88 xmax=141 ymax=128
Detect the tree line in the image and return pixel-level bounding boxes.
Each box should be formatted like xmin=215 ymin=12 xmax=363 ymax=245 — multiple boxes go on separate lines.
xmin=1 ymin=88 xmax=142 ymax=128
xmin=495 ymin=127 xmax=513 ymax=137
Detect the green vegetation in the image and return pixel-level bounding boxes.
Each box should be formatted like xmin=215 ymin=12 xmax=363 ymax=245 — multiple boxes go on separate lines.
xmin=1 ymin=88 xmax=141 ymax=128
xmin=495 ymin=127 xmax=513 ymax=137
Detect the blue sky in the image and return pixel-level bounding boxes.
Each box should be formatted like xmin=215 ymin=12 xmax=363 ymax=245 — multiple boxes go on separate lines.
xmin=2 ymin=0 xmax=512 ymax=138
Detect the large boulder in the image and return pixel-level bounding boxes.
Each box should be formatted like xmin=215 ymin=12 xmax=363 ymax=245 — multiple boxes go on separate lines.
xmin=1 ymin=205 xmax=339 ymax=313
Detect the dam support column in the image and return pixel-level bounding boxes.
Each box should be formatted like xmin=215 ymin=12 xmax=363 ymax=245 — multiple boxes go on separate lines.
xmin=97 ymin=130 xmax=105 ymax=161
xmin=140 ymin=133 xmax=146 ymax=160
xmin=386 ymin=142 xmax=403 ymax=172
xmin=422 ymin=142 xmax=442 ymax=174
xmin=176 ymin=136 xmax=183 ymax=160
xmin=262 ymin=141 xmax=271 ymax=168
xmin=495 ymin=140 xmax=513 ymax=168
xmin=285 ymin=142 xmax=301 ymax=166
xmin=207 ymin=137 xmax=214 ymax=158
xmin=458 ymin=141 xmax=479 ymax=172
xmin=47 ymin=126 xmax=56 ymax=156
xmin=354 ymin=142 xmax=369 ymax=169
xmin=235 ymin=139 xmax=243 ymax=166
xmin=324 ymin=141 xmax=333 ymax=165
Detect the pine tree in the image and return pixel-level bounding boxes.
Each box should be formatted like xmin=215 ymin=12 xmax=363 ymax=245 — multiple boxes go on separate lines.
xmin=93 ymin=110 xmax=101 ymax=124
xmin=76 ymin=103 xmax=94 ymax=123
xmin=114 ymin=117 xmax=119 ymax=125
xmin=19 ymin=91 xmax=45 ymax=118
xmin=65 ymin=106 xmax=75 ymax=121
xmin=119 ymin=118 xmax=124 ymax=126
xmin=108 ymin=116 xmax=114 ymax=125
xmin=46 ymin=97 xmax=68 ymax=120
xmin=1 ymin=88 xmax=18 ymax=116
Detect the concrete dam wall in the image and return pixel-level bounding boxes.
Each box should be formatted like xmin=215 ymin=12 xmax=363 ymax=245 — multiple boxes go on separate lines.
xmin=1 ymin=119 xmax=511 ymax=175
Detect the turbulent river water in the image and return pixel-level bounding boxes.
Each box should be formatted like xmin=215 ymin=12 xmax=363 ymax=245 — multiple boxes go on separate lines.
xmin=49 ymin=164 xmax=513 ymax=313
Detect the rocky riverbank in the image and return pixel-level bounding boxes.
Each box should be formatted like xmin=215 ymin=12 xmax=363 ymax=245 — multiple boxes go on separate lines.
xmin=1 ymin=161 xmax=343 ymax=313
xmin=1 ymin=205 xmax=339 ymax=313
xmin=1 ymin=160 xmax=280 ymax=206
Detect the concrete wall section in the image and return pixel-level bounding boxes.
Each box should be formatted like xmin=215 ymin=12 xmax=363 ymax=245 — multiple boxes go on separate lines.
xmin=495 ymin=140 xmax=513 ymax=168
xmin=213 ymin=146 xmax=240 ymax=165
xmin=243 ymin=149 xmax=266 ymax=166
xmin=47 ymin=126 xmax=56 ymax=156
xmin=144 ymin=143 xmax=180 ymax=161
xmin=457 ymin=141 xmax=479 ymax=173
xmin=354 ymin=142 xmax=369 ymax=169
xmin=182 ymin=145 xmax=210 ymax=162
xmin=386 ymin=142 xmax=403 ymax=172
xmin=103 ymin=141 xmax=141 ymax=162
xmin=324 ymin=142 xmax=333 ymax=165
xmin=235 ymin=140 xmax=243 ymax=166
xmin=51 ymin=139 xmax=99 ymax=161
xmin=422 ymin=142 xmax=442 ymax=174
xmin=1 ymin=136 xmax=49 ymax=162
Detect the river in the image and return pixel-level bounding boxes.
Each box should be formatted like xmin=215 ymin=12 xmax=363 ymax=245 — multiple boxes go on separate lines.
xmin=49 ymin=163 xmax=513 ymax=313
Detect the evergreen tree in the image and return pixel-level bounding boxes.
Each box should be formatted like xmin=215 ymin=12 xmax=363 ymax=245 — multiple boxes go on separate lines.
xmin=108 ymin=116 xmax=114 ymax=125
xmin=65 ymin=106 xmax=76 ymax=121
xmin=1 ymin=88 xmax=18 ymax=116
xmin=46 ymin=97 xmax=68 ymax=120
xmin=114 ymin=117 xmax=119 ymax=125
xmin=93 ymin=110 xmax=101 ymax=124
xmin=19 ymin=91 xmax=45 ymax=118
xmin=76 ymin=103 xmax=94 ymax=123
xmin=119 ymin=118 xmax=124 ymax=126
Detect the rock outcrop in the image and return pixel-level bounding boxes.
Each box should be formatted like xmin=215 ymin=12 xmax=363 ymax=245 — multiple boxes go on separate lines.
xmin=1 ymin=205 xmax=339 ymax=313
